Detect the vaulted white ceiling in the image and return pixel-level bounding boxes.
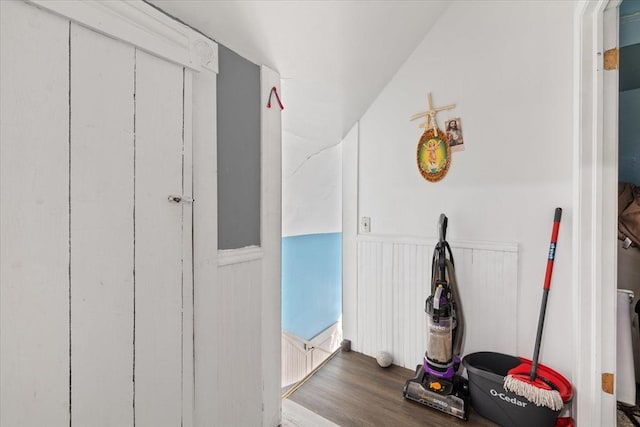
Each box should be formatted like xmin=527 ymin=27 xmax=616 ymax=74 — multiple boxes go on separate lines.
xmin=149 ymin=0 xmax=449 ymax=151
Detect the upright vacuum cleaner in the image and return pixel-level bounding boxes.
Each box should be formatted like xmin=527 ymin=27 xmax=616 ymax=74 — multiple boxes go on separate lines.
xmin=402 ymin=214 xmax=470 ymax=420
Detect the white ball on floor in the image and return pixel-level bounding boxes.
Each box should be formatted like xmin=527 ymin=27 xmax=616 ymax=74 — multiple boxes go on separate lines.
xmin=376 ymin=351 xmax=393 ymax=368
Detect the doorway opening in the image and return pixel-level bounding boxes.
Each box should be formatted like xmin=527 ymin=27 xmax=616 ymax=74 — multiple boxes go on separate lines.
xmin=616 ymin=0 xmax=640 ymax=422
xmin=280 ymin=123 xmax=344 ymax=391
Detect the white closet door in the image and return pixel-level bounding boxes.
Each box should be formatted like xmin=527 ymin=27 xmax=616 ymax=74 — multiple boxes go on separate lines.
xmin=0 ymin=2 xmax=70 ymax=426
xmin=70 ymin=23 xmax=135 ymax=427
xmin=1 ymin=3 xmax=194 ymax=427
xmin=135 ymin=50 xmax=187 ymax=427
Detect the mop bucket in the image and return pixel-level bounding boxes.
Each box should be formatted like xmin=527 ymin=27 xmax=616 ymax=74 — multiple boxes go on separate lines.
xmin=462 ymin=352 xmax=573 ymax=427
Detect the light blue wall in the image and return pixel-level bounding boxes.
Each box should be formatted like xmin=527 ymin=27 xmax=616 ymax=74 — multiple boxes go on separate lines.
xmin=282 ymin=233 xmax=342 ymax=340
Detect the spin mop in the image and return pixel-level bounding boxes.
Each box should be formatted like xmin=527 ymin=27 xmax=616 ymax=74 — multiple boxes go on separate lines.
xmin=504 ymin=208 xmax=564 ymax=411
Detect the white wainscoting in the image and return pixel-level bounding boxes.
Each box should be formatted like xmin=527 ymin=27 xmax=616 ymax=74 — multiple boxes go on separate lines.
xmin=212 ymin=258 xmax=263 ymax=426
xmin=282 ymin=335 xmax=308 ymax=388
xmin=281 ymin=321 xmax=342 ymax=388
xmin=356 ymin=235 xmax=518 ymax=369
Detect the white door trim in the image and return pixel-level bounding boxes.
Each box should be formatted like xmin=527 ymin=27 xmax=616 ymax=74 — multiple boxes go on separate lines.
xmin=26 ymin=0 xmax=217 ymax=72
xmin=573 ymin=1 xmax=620 ymax=425
xmin=260 ymin=65 xmax=283 ymax=427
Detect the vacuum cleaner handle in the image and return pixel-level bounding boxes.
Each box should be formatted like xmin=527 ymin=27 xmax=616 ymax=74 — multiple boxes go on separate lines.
xmin=439 ymin=214 xmax=448 ymax=243
xmin=530 ymin=208 xmax=562 ymax=381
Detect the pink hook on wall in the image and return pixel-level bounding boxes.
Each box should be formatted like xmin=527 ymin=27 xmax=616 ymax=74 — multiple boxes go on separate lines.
xmin=267 ymin=86 xmax=284 ymax=110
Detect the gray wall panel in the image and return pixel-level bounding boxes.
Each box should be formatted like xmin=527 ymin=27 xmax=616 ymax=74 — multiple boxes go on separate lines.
xmin=217 ymin=44 xmax=261 ymax=249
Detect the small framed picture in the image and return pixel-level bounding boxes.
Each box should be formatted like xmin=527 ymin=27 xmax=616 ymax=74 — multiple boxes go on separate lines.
xmin=445 ymin=118 xmax=464 ymax=152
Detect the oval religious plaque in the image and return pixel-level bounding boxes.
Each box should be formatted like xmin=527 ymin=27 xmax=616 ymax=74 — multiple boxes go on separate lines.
xmin=417 ymin=128 xmax=450 ymax=182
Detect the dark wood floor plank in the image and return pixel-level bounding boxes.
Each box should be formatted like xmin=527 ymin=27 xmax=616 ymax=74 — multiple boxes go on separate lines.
xmin=289 ymin=351 xmax=498 ymax=427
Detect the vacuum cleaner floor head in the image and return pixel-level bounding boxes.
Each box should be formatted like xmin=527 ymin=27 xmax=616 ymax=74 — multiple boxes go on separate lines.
xmin=403 ymin=364 xmax=470 ymax=420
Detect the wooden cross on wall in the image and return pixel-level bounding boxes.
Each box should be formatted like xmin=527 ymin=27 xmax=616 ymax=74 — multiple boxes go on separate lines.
xmin=409 ymin=93 xmax=456 ymax=135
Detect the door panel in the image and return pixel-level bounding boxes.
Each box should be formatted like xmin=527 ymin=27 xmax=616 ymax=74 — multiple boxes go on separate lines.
xmin=182 ymin=71 xmax=195 ymax=427
xmin=135 ymin=49 xmax=185 ymax=427
xmin=0 ymin=2 xmax=70 ymax=426
xmin=1 ymin=5 xmax=193 ymax=426
xmin=70 ymin=22 xmax=135 ymax=427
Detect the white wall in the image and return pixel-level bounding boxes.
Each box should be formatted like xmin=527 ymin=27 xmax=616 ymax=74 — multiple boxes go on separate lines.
xmin=354 ymin=0 xmax=576 ymax=377
xmin=282 ymin=130 xmax=342 ymax=237
xmin=341 ymin=123 xmax=359 ymax=347
xmin=282 ymin=80 xmax=342 ymax=237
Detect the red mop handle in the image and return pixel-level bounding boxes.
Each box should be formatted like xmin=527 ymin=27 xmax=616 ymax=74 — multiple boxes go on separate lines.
xmin=530 ymin=208 xmax=562 ymax=381
xmin=543 ymin=208 xmax=562 ymax=290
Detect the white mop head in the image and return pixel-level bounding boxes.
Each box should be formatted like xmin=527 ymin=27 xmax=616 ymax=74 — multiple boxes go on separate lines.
xmin=504 ymin=375 xmax=564 ymax=411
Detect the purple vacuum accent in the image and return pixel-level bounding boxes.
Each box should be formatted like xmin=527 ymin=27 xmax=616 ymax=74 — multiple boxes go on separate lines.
xmin=423 ymin=357 xmax=455 ymax=379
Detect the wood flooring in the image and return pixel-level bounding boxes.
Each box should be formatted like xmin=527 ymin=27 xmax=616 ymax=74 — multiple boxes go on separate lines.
xmin=282 ymin=399 xmax=339 ymax=427
xmin=288 ymin=351 xmax=498 ymax=427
